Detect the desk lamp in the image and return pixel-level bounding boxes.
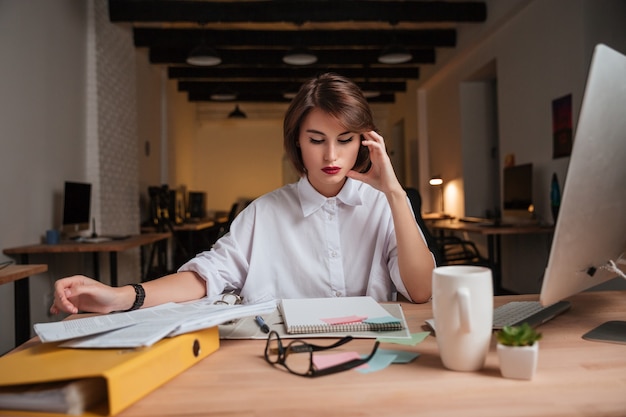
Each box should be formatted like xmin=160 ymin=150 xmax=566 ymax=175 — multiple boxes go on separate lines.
xmin=429 ymin=175 xmax=444 ymax=213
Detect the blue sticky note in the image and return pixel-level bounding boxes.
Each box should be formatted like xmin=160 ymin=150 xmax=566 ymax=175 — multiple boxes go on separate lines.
xmin=356 ymin=351 xmax=397 ymax=374
xmin=377 ymin=331 xmax=431 ymax=346
xmin=378 ymin=348 xmax=420 ymax=364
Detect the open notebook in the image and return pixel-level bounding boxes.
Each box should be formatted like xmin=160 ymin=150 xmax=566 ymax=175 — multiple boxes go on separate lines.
xmin=219 ymin=297 xmax=410 ymax=339
xmin=281 ymin=296 xmax=404 ymax=334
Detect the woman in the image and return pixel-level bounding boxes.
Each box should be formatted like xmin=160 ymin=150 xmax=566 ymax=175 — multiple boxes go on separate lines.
xmin=50 ymin=73 xmax=435 ymax=316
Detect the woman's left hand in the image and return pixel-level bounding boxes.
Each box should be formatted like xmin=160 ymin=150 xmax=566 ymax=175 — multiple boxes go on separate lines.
xmin=346 ymin=131 xmax=402 ymax=195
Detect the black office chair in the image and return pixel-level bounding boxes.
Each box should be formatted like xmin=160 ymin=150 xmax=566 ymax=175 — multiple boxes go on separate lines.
xmin=216 ymin=201 xmax=240 ymax=240
xmin=216 ymin=198 xmax=254 ymax=240
xmin=404 ymin=187 xmax=443 ymax=265
xmin=404 ymin=188 xmax=488 ymax=267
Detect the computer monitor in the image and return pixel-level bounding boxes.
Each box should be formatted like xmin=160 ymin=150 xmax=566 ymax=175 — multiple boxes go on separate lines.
xmin=502 ymin=163 xmax=533 ymax=222
xmin=539 ymin=44 xmax=626 ymax=343
xmin=61 ymin=181 xmax=92 ymax=236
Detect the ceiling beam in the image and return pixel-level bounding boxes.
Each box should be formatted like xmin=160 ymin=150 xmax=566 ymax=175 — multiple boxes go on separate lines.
xmin=167 ymin=66 xmax=420 ymax=80
xmin=178 ymin=81 xmax=407 ymax=94
xmin=149 ymin=47 xmax=435 ymax=66
xmin=109 ymin=1 xmax=487 ymax=24
xmin=186 ymin=91 xmax=396 ymax=103
xmin=133 ymin=28 xmax=457 ymax=48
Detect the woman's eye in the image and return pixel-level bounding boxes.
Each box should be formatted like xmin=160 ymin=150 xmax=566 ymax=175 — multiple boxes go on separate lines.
xmin=339 ymin=136 xmax=354 ymax=144
xmin=309 ymin=138 xmax=324 ymax=144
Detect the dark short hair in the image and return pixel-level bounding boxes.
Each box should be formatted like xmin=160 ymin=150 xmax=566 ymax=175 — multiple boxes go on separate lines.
xmin=283 ymin=73 xmax=375 ymax=176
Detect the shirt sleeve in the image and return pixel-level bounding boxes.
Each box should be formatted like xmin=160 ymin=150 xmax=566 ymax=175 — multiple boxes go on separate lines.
xmin=177 ymin=206 xmax=254 ymax=299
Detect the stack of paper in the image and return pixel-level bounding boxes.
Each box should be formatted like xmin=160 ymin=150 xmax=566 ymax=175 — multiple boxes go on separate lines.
xmin=34 ymin=299 xmax=276 ymax=348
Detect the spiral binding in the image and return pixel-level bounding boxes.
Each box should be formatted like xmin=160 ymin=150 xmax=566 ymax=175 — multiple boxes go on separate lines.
xmin=287 ymin=321 xmax=403 ymax=335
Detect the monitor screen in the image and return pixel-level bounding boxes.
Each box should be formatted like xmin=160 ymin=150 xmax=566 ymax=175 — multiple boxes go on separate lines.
xmin=539 ymin=44 xmax=626 ymax=341
xmin=62 ymin=181 xmax=92 ymax=233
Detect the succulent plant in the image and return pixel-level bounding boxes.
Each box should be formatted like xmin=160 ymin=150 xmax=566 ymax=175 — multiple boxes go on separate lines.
xmin=496 ymin=322 xmax=542 ymax=347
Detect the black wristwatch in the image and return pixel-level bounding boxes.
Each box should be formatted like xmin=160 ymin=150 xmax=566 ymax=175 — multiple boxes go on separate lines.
xmin=125 ymin=283 xmax=145 ymax=311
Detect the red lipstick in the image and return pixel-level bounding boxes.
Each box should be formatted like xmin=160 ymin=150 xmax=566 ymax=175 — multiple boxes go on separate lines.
xmin=322 ymin=166 xmax=341 ymax=175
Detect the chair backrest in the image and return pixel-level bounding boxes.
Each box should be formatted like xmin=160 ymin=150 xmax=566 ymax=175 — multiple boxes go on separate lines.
xmin=404 ymin=187 xmax=443 ymax=265
xmin=217 ymin=198 xmax=254 ymax=239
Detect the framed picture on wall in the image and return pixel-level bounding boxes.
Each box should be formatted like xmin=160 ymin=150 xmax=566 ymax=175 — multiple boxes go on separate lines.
xmin=552 ymin=94 xmax=573 ymax=158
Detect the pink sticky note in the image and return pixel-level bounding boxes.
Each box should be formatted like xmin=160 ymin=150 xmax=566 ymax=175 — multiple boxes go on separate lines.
xmin=321 ymin=315 xmax=367 ymax=325
xmin=312 ymin=351 xmax=365 ymax=370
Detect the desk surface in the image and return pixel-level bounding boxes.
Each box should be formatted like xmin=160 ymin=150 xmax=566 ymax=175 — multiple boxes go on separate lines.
xmin=0 ymin=264 xmax=47 ymax=285
xmin=2 ymin=233 xmax=170 ymax=255
xmin=422 ymin=212 xmax=455 ymax=221
xmin=432 ymin=220 xmax=554 ymax=236
xmin=13 ymin=291 xmax=614 ymax=417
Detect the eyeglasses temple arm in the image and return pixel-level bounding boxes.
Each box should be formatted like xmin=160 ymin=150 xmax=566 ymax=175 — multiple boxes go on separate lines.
xmin=307 ymin=336 xmax=354 ymax=352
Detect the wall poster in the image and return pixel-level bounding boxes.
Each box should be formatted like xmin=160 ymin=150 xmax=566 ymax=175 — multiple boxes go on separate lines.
xmin=552 ymin=94 xmax=573 ymax=158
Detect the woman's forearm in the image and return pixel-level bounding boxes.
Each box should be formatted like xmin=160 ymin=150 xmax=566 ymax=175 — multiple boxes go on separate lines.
xmin=386 ymin=189 xmax=434 ymax=303
xmin=140 ymin=271 xmax=207 ymax=308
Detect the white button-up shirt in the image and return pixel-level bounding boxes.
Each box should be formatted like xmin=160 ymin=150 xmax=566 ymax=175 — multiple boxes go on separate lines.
xmin=179 ymin=177 xmax=424 ymax=303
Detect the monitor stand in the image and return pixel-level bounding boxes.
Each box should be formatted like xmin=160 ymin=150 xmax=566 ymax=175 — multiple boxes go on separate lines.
xmin=582 ymin=321 xmax=626 ymax=345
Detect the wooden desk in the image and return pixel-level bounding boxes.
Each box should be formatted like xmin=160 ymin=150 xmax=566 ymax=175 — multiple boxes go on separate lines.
xmin=422 ymin=212 xmax=455 ymax=221
xmin=4 ymin=291 xmax=625 ymax=416
xmin=3 ymin=233 xmax=170 ymax=287
xmin=0 ymin=264 xmax=48 ymax=346
xmin=431 ymin=221 xmax=554 ymax=293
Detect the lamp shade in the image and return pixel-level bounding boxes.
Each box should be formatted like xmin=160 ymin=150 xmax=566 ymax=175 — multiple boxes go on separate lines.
xmin=283 ymin=47 xmax=318 ymax=65
xmin=378 ymin=45 xmax=413 ymax=64
xmin=210 ymin=86 xmax=237 ymax=101
xmin=228 ymin=105 xmax=247 ymax=119
xmin=187 ymin=45 xmax=222 ymax=66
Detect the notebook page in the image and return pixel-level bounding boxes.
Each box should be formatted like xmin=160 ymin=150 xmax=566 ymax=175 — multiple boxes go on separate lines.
xmin=280 ymin=296 xmax=403 ymax=334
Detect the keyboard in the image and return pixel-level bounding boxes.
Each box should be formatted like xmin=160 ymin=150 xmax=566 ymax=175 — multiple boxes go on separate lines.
xmin=492 ymin=301 xmax=571 ymax=330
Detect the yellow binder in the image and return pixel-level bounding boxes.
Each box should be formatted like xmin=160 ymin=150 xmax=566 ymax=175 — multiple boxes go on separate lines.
xmin=0 ymin=327 xmax=219 ymax=416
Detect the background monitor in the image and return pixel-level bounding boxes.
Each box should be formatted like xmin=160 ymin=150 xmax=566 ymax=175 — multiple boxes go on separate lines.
xmin=539 ymin=44 xmax=626 ymax=342
xmin=62 ymin=181 xmax=92 ymax=235
xmin=502 ymin=163 xmax=533 ymax=221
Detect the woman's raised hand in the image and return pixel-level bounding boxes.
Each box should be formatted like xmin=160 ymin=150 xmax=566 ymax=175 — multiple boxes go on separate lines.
xmin=347 ymin=131 xmax=403 ymax=195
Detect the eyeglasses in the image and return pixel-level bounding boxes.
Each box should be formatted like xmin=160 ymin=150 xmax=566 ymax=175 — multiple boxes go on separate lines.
xmin=264 ymin=330 xmax=380 ymax=377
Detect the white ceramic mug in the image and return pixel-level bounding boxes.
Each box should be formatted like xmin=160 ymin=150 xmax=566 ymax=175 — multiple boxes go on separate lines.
xmin=432 ymin=265 xmax=493 ymax=371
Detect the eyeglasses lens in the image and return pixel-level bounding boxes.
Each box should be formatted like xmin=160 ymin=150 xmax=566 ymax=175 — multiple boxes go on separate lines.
xmin=283 ymin=341 xmax=314 ymax=375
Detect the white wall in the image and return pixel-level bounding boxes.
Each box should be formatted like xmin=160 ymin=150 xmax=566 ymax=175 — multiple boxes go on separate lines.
xmin=0 ymin=1 xmax=88 ymax=354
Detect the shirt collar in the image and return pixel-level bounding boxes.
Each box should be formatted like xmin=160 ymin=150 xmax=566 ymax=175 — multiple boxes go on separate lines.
xmin=297 ymin=177 xmax=363 ymax=217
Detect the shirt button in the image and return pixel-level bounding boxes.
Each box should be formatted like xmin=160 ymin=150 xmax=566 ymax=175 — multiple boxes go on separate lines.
xmin=335 ymin=291 xmax=342 ymax=297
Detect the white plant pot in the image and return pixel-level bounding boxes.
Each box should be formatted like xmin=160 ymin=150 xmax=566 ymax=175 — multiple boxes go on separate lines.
xmin=497 ymin=342 xmax=539 ymax=380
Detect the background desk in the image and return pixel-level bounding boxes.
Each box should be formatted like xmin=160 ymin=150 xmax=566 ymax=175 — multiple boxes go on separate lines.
xmin=3 ymin=233 xmax=170 ymax=287
xmin=142 ymin=218 xmax=227 ymax=269
xmin=0 ymin=264 xmax=47 ymax=346
xmin=431 ymin=221 xmax=554 ymax=293
xmin=9 ymin=291 xmax=621 ymax=417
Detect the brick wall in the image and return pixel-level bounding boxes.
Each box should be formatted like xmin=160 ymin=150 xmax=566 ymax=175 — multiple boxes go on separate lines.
xmin=86 ymin=0 xmax=140 ymax=284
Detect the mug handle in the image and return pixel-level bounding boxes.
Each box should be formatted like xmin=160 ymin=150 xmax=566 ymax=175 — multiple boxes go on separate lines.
xmin=457 ymin=287 xmax=471 ymax=333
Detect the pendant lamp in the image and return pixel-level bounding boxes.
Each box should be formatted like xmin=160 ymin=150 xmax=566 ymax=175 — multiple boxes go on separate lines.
xmin=228 ymin=105 xmax=247 ymax=119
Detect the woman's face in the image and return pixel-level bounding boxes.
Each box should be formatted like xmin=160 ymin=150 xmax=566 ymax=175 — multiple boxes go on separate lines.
xmin=298 ymin=108 xmax=361 ymax=197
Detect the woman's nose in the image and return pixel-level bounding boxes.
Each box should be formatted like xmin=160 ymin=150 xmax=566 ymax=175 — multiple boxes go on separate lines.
xmin=324 ymin=143 xmax=337 ymax=162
